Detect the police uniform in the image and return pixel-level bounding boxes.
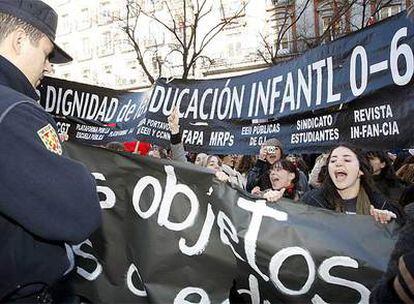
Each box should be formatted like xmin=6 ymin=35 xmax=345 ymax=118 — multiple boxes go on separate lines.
xmin=0 ymin=1 xmax=101 ymax=302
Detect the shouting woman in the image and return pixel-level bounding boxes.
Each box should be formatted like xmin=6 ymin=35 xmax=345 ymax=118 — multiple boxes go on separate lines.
xmin=252 ymin=159 xmax=301 ymax=202
xmin=301 ymin=145 xmax=403 ymax=224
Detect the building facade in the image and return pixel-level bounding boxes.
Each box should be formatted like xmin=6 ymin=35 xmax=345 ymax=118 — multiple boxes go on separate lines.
xmin=44 ymin=0 xmax=408 ymax=90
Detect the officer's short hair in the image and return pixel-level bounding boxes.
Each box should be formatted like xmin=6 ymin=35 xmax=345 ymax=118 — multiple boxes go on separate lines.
xmin=0 ymin=12 xmax=44 ymax=45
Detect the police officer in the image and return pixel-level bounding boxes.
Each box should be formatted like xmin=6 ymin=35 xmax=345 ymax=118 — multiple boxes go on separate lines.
xmin=0 ymin=0 xmax=101 ymax=302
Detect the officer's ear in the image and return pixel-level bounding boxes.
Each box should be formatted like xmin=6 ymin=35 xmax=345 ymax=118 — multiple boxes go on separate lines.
xmin=10 ymin=28 xmax=28 ymax=55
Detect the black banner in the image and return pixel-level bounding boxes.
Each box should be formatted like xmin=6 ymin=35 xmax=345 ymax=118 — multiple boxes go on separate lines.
xmin=37 ymin=77 xmax=149 ymax=145
xmin=64 ymin=142 xmax=398 ymax=303
xmin=139 ymin=11 xmax=414 ymax=153
xmin=39 ymin=11 xmax=414 ymax=153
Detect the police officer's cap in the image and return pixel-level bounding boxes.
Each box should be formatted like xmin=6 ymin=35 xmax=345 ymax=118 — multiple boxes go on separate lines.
xmin=0 ymin=0 xmax=72 ymax=64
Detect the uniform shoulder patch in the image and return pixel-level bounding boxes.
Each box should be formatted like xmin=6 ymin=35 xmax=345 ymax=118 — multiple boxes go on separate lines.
xmin=37 ymin=124 xmax=62 ymax=155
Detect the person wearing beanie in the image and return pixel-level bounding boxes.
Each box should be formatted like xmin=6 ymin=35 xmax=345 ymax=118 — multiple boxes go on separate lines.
xmin=246 ymin=138 xmax=284 ymax=192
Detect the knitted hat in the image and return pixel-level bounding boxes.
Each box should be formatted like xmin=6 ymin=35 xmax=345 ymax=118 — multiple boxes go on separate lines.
xmin=263 ymin=138 xmax=284 ymax=157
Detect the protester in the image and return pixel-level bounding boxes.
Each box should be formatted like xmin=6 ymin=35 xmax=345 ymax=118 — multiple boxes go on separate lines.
xmin=105 ymin=141 xmax=125 ymax=152
xmin=400 ymin=184 xmax=414 ymax=207
xmin=308 ymin=153 xmax=329 ymax=188
xmin=219 ymin=154 xmax=236 ymax=168
xmin=168 ymin=106 xmax=187 ymax=162
xmin=252 ymin=159 xmax=301 ymax=202
xmin=286 ymin=154 xmax=309 ymax=177
xmin=301 ymin=145 xmax=403 ymax=223
xmin=194 ymin=153 xmax=208 ymax=166
xmin=396 ymin=156 xmax=414 ymax=184
xmin=246 ymin=138 xmax=309 ymax=194
xmin=0 ymin=1 xmax=101 ymax=302
xmin=393 ymin=150 xmax=412 ymax=172
xmin=148 ymin=145 xmax=169 ymax=159
xmin=219 ymin=154 xmax=245 ymax=189
xmin=203 ymin=154 xmax=231 ymax=182
xmin=367 ymin=151 xmax=405 ymax=203
xmin=123 ymin=141 xmax=151 ymax=155
xmin=246 ymin=138 xmax=284 ymax=192
xmin=233 ymin=155 xmax=255 ymax=189
xmin=205 ymin=155 xmax=222 ymax=171
xmin=234 ymin=155 xmax=255 ymax=177
xmin=370 ymin=217 xmax=414 ymax=303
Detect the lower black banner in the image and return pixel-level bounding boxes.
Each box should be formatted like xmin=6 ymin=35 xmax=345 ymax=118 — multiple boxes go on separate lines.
xmin=64 ymin=142 xmax=398 ymax=303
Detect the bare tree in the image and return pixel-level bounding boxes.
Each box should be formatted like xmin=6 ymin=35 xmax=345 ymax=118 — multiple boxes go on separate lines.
xmin=316 ymin=0 xmax=359 ymax=43
xmin=118 ymin=0 xmax=248 ymax=83
xmin=116 ymin=1 xmax=157 ymax=84
xmin=257 ymin=0 xmax=311 ymax=65
xmin=365 ymin=0 xmax=396 ymax=25
xmin=258 ymin=0 xmax=396 ymax=65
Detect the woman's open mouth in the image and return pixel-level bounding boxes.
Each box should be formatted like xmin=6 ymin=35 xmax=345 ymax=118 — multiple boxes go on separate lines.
xmin=334 ymin=170 xmax=347 ymax=181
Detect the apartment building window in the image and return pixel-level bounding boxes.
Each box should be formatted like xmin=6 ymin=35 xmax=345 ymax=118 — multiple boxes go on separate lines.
xmin=98 ymin=1 xmax=112 ymax=25
xmin=98 ymin=31 xmax=114 ymax=57
xmin=79 ymin=37 xmax=93 ymax=61
xmin=378 ymin=3 xmax=401 ymax=20
xmin=59 ymin=13 xmax=71 ymax=35
xmin=117 ymin=60 xmax=139 ymax=86
xmin=277 ymin=28 xmax=290 ymax=51
xmin=81 ymin=68 xmax=91 ymax=79
xmin=127 ymin=60 xmax=138 ymax=71
xmin=267 ymin=8 xmax=293 ymax=54
xmin=77 ymin=7 xmax=92 ymax=30
xmin=320 ymin=13 xmax=342 ymax=41
xmin=104 ymin=65 xmax=112 ymax=74
xmin=226 ymin=40 xmax=242 ymax=58
xmin=222 ymin=0 xmax=246 ymax=17
xmin=317 ymin=0 xmax=347 ymax=42
xmin=145 ymin=0 xmax=162 ymax=10
xmin=115 ymin=34 xmax=134 ymax=53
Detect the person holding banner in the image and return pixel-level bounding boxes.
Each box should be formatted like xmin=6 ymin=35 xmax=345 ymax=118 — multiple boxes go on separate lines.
xmin=247 ymin=138 xmax=309 ymax=194
xmin=252 ymin=159 xmax=301 ymax=202
xmin=301 ymin=145 xmax=403 ymax=223
xmin=0 ymin=0 xmax=101 ymax=302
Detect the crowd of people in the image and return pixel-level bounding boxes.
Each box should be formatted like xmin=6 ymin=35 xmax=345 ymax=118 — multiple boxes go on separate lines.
xmin=1 ymin=0 xmax=414 ymax=302
xmin=103 ymin=108 xmax=414 ymax=303
xmin=105 ymin=109 xmax=414 ymax=222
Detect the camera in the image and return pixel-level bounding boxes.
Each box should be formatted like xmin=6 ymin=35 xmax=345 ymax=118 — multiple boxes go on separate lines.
xmin=266 ymin=146 xmax=277 ymax=154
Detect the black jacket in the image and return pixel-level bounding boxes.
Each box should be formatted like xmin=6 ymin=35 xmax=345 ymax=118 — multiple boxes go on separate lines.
xmin=372 ymin=174 xmax=406 ymax=204
xmin=0 ymin=56 xmax=101 ymax=300
xmin=246 ymin=159 xmax=310 ymax=194
xmin=301 ymin=187 xmax=404 ymax=223
xmin=246 ymin=159 xmax=270 ymax=192
xmin=370 ymin=216 xmax=414 ymax=303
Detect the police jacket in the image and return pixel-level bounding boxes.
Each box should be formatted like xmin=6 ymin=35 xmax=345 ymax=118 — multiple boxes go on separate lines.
xmin=0 ymin=56 xmax=101 ymax=300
